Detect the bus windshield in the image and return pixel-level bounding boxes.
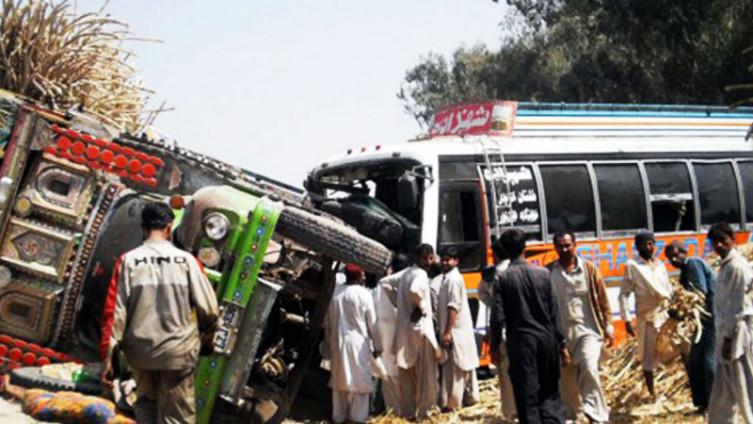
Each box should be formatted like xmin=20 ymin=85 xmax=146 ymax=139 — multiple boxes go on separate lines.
xmin=306 ymin=158 xmax=424 ymax=252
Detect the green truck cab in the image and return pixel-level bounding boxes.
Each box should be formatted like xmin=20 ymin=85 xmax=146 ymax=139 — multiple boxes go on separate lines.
xmin=0 ymin=91 xmax=391 ymax=423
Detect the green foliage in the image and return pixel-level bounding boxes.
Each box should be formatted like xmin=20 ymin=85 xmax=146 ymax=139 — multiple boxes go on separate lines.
xmin=400 ymin=0 xmax=753 ymax=127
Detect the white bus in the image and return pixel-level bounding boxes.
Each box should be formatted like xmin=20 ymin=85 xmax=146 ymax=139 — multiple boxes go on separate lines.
xmin=305 ymin=101 xmax=753 ymax=362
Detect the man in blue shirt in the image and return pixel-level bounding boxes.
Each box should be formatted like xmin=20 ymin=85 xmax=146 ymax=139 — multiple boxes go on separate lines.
xmin=665 ymin=241 xmax=716 ymax=413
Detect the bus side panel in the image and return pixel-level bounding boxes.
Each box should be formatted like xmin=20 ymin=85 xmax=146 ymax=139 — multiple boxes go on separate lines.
xmin=468 ymin=231 xmax=748 ymax=353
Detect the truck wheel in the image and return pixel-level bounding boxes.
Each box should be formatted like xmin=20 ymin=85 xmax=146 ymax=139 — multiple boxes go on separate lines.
xmin=275 ymin=206 xmax=392 ymax=275
xmin=10 ymin=366 xmax=101 ymax=395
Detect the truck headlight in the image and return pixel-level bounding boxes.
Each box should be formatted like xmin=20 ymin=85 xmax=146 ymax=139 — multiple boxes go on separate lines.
xmin=203 ymin=212 xmax=230 ymax=240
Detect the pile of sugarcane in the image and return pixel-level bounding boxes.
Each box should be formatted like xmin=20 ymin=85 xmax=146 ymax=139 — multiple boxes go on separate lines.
xmin=0 ymin=0 xmax=157 ymax=131
xmin=601 ymin=339 xmax=691 ymax=417
xmin=601 ymin=279 xmax=709 ymax=417
xmin=656 ymin=283 xmax=710 ymax=358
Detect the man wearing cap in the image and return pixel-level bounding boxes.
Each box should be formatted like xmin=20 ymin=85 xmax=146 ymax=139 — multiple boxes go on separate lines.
xmin=379 ymin=243 xmax=440 ymax=419
xmin=664 ymin=241 xmax=716 ymax=414
xmin=706 ymin=222 xmax=753 ymax=423
xmin=100 ymin=202 xmax=219 ymax=424
xmin=619 ymin=231 xmax=673 ymax=401
xmin=435 ymin=246 xmax=480 ymax=411
xmin=325 ymin=263 xmax=383 ymax=424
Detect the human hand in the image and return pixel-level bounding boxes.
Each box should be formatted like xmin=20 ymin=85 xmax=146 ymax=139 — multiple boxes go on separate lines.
xmin=100 ymin=360 xmax=113 ymax=392
xmin=604 ymin=334 xmax=614 ymax=348
xmin=625 ymin=322 xmax=636 ymax=337
xmin=441 ymin=332 xmax=453 ymax=348
xmin=560 ymin=347 xmax=572 ymax=366
xmin=200 ymin=330 xmax=216 ymax=356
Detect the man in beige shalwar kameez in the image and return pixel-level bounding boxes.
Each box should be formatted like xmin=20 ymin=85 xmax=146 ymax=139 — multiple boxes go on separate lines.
xmin=707 ymin=222 xmax=753 ymax=424
xmin=380 ymin=244 xmax=440 ymax=419
xmin=619 ymin=231 xmax=673 ymax=401
xmin=549 ymin=231 xmax=612 ymax=423
xmin=436 ymin=247 xmax=480 ymax=411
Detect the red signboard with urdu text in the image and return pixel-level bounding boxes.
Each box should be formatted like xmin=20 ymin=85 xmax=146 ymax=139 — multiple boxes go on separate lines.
xmin=428 ymin=101 xmax=517 ymax=137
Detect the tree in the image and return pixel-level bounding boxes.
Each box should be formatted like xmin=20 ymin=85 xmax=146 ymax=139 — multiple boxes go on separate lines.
xmin=400 ymin=0 xmax=753 ymax=128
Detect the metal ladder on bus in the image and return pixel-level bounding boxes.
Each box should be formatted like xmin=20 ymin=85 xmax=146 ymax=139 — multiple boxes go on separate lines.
xmin=477 ymin=136 xmax=514 ymax=239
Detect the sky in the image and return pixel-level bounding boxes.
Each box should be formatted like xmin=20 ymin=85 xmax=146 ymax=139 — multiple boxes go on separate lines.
xmin=75 ymin=1 xmax=506 ymax=186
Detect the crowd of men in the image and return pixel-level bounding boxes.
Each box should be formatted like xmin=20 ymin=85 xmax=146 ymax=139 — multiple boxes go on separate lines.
xmin=98 ymin=202 xmax=753 ymax=424
xmin=324 ymin=245 xmax=480 ymax=422
xmin=323 ymin=221 xmax=753 ymax=424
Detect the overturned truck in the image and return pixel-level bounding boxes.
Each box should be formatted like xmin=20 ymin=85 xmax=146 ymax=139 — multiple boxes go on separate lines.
xmin=0 ymin=90 xmax=391 ymax=423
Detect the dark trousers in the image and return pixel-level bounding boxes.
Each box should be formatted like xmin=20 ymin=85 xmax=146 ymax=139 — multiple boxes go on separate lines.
xmin=507 ymin=334 xmax=564 ymax=424
xmin=686 ymin=319 xmax=716 ymax=409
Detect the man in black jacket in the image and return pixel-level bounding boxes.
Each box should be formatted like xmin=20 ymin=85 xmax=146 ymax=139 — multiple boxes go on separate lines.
xmin=490 ymin=228 xmax=567 ymax=424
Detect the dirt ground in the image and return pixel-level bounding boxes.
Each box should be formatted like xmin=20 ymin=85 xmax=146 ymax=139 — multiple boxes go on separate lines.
xmin=283 ymin=377 xmax=705 ymax=424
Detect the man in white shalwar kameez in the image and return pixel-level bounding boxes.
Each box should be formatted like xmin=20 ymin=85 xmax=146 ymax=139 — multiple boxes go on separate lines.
xmin=380 ymin=243 xmax=440 ymax=419
xmin=325 ymin=264 xmax=383 ymax=424
xmin=373 ymin=267 xmax=403 ymax=416
xmin=436 ymin=247 xmax=480 ymax=411
xmin=480 ymin=244 xmax=517 ymax=419
xmin=619 ymin=231 xmax=673 ymax=401
xmin=707 ymin=223 xmax=753 ymax=424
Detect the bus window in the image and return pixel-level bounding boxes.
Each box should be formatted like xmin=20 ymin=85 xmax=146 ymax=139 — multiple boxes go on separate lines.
xmin=693 ymin=162 xmax=741 ymax=226
xmin=644 ymin=162 xmax=696 ymax=232
xmin=738 ymin=161 xmax=753 ymax=223
xmin=593 ymin=164 xmax=647 ymax=233
xmin=540 ymin=164 xmax=596 ymax=237
xmin=438 ymin=183 xmax=484 ymax=271
xmin=479 ymin=164 xmax=542 ymax=241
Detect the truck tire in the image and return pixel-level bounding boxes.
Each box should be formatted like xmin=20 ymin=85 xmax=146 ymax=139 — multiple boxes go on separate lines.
xmin=275 ymin=206 xmax=392 ymax=275
xmin=10 ymin=366 xmax=101 ymax=395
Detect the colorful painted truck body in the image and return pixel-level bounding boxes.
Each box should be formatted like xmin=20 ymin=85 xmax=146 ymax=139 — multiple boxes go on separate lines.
xmin=0 ymin=90 xmax=391 ymax=423
xmin=306 ymin=101 xmax=753 ymax=364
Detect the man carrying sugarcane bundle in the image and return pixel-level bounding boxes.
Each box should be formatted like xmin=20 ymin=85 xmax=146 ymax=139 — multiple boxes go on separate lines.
xmin=619 ymin=231 xmax=673 ymax=402
xmin=548 ymin=231 xmax=612 ymax=424
xmin=665 ymin=241 xmax=716 ymax=414
xmin=706 ymin=222 xmax=753 ymax=423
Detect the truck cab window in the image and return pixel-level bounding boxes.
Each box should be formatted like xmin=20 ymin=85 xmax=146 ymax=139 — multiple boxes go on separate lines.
xmin=644 ymin=162 xmax=696 ymax=232
xmin=693 ymin=162 xmax=741 ymax=226
xmin=594 ymin=164 xmax=647 ymax=233
xmin=438 ymin=183 xmax=484 ymax=271
xmin=540 ymin=164 xmax=596 ymax=237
